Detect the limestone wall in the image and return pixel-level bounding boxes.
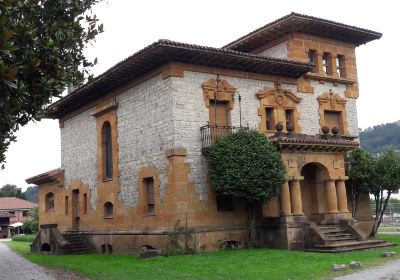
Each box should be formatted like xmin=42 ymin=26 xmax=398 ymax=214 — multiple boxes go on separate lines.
xmin=256 ymin=41 xmax=288 ymax=59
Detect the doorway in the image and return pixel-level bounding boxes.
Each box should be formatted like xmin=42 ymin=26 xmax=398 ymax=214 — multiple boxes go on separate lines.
xmin=72 ymin=189 xmax=80 ymax=230
xmin=300 ymin=163 xmax=329 ymax=222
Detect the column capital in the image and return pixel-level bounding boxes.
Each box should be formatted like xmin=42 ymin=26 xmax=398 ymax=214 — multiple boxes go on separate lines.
xmin=339 ymin=176 xmax=349 ymax=181
xmin=290 ymin=176 xmax=304 ymax=182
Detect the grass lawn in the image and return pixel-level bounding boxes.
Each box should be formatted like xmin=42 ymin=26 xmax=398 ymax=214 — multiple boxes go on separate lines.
xmin=378 ymin=226 xmax=400 ymax=232
xmin=7 ymin=235 xmax=400 ymax=280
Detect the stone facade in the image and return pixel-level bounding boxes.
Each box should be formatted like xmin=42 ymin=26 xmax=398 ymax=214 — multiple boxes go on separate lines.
xmin=28 ymin=14 xmax=380 ymax=254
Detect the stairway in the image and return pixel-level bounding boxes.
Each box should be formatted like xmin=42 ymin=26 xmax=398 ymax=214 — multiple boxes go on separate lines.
xmin=307 ymin=224 xmax=396 ymax=253
xmin=62 ymin=232 xmax=94 ymax=254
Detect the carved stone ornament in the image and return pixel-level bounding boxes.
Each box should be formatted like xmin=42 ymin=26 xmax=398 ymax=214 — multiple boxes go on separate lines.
xmin=202 ymin=78 xmax=236 ymax=110
xmin=257 ymin=83 xmax=302 ymax=108
xmin=317 ymin=90 xmax=346 ymax=110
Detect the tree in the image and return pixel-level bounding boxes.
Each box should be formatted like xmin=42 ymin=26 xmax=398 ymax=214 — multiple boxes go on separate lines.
xmin=22 ymin=207 xmax=39 ymax=233
xmin=23 ymin=185 xmax=38 ymax=203
xmin=0 ymin=184 xmax=25 ymax=199
xmin=0 ymin=0 xmax=103 ymax=168
xmin=207 ymin=130 xmax=286 ymax=245
xmin=345 ymin=148 xmax=375 ymax=217
xmin=370 ymin=148 xmax=400 ymax=237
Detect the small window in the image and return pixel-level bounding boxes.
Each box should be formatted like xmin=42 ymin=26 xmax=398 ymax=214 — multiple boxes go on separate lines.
xmin=102 ymin=122 xmax=113 ymax=180
xmin=308 ymin=50 xmax=317 ymax=73
xmin=23 ymin=211 xmax=29 ymax=217
xmin=324 ymin=110 xmax=343 ymax=134
xmin=9 ymin=211 xmax=15 ymax=215
xmin=322 ymin=52 xmax=331 ymax=75
xmin=144 ymin=178 xmax=155 ymax=214
xmin=285 ymin=109 xmax=294 ymax=131
xmin=83 ymin=193 xmax=88 ymax=214
xmin=45 ymin=193 xmax=55 ymax=211
xmin=265 ymin=107 xmax=275 ymax=131
xmin=336 ymin=55 xmax=345 ymax=77
xmin=216 ymin=194 xmax=234 ymax=212
xmin=65 ymin=196 xmax=68 ymax=215
xmin=104 ymin=202 xmax=113 ymax=218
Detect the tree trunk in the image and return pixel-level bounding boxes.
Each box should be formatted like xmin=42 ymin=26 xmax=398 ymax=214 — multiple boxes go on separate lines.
xmin=246 ymin=204 xmax=255 ymax=247
xmin=371 ymin=191 xmax=392 ymax=237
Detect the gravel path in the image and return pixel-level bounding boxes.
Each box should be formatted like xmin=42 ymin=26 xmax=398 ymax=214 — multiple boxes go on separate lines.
xmin=0 ymin=241 xmax=89 ymax=280
xmin=333 ymin=259 xmax=400 ymax=280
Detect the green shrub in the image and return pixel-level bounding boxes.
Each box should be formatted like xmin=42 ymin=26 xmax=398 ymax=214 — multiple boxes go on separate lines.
xmin=11 ymin=234 xmax=35 ymax=242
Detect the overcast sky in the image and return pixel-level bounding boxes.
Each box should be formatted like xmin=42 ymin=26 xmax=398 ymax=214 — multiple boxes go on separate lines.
xmin=1 ymin=0 xmax=399 ymax=191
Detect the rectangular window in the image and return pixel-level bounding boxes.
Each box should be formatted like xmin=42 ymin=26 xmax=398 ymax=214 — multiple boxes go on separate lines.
xmin=65 ymin=196 xmax=68 ymax=215
xmin=285 ymin=109 xmax=294 ymax=131
xmin=324 ymin=110 xmax=342 ymax=133
xmin=322 ymin=52 xmax=331 ymax=75
xmin=336 ymin=55 xmax=345 ymax=77
xmin=144 ymin=178 xmax=155 ymax=214
xmin=9 ymin=211 xmax=15 ymax=215
xmin=216 ymin=194 xmax=234 ymax=212
xmin=83 ymin=193 xmax=88 ymax=214
xmin=23 ymin=211 xmax=29 ymax=217
xmin=265 ymin=107 xmax=274 ymax=131
xmin=308 ymin=50 xmax=317 ymax=72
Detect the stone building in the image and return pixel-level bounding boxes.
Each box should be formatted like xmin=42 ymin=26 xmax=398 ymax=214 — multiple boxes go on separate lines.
xmin=27 ymin=13 xmax=390 ymax=254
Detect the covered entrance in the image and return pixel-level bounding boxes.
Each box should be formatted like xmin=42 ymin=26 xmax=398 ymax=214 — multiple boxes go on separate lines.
xmin=300 ymin=163 xmax=329 ymax=223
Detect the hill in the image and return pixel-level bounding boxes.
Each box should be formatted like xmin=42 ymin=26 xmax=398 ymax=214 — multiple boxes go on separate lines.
xmin=359 ymin=121 xmax=400 ymax=154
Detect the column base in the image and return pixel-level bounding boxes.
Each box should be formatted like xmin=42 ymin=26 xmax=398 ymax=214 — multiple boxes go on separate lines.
xmin=321 ymin=212 xmax=352 ymax=224
xmin=279 ymin=214 xmax=308 ymax=226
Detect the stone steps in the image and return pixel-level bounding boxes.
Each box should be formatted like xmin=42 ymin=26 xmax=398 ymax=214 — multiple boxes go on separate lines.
xmin=62 ymin=233 xmax=93 ymax=254
xmin=308 ymin=240 xmax=396 ymax=253
xmin=307 ymin=224 xmax=396 ymax=253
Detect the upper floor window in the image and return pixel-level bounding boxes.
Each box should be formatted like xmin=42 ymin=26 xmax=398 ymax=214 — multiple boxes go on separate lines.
xmin=144 ymin=177 xmax=155 ymax=214
xmin=285 ymin=109 xmax=294 ymax=131
xmin=324 ymin=110 xmax=343 ymax=134
xmin=322 ymin=52 xmax=331 ymax=75
xmin=102 ymin=121 xmax=113 ymax=180
xmin=336 ymin=55 xmax=345 ymax=77
xmin=265 ymin=107 xmax=275 ymax=131
xmin=45 ymin=192 xmax=55 ymax=211
xmin=308 ymin=50 xmax=317 ymax=73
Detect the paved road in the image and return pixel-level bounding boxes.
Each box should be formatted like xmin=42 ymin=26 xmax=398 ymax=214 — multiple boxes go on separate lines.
xmin=0 ymin=240 xmax=56 ymax=280
xmin=333 ymin=259 xmax=400 ymax=280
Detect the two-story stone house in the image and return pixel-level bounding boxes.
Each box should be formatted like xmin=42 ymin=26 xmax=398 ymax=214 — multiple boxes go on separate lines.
xmin=27 ymin=13 xmax=389 ymax=254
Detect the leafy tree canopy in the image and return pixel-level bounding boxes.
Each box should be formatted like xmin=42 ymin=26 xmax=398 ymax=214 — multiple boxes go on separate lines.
xmin=208 ymin=130 xmax=286 ymax=205
xmin=207 ymin=130 xmax=286 ymax=244
xmin=0 ymin=0 xmax=103 ymax=168
xmin=0 ymin=184 xmax=25 ymax=199
xmin=22 ymin=207 xmax=39 ymax=233
xmin=360 ymin=121 xmax=400 ymax=154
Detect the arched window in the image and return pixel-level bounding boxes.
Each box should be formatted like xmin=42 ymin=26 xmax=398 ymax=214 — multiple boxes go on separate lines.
xmin=45 ymin=193 xmax=55 ymax=211
xmin=104 ymin=202 xmax=113 ymax=218
xmin=102 ymin=122 xmax=113 ymax=180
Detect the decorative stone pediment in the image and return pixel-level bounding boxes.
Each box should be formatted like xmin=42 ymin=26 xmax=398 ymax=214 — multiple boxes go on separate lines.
xmin=317 ymin=90 xmax=346 ymax=110
xmin=257 ymin=83 xmax=302 ymax=108
xmin=202 ymin=78 xmax=236 ymax=110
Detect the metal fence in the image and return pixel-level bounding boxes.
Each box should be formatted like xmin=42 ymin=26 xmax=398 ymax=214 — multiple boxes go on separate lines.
xmin=200 ymin=125 xmax=248 ymax=154
xmin=371 ymin=202 xmax=400 ymax=227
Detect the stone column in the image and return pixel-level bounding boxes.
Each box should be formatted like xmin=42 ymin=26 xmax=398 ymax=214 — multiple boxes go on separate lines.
xmin=326 ymin=179 xmax=339 ymax=213
xmin=336 ymin=179 xmax=349 ymax=213
xmin=290 ymin=179 xmax=303 ymax=215
xmin=280 ymin=180 xmax=292 ymax=215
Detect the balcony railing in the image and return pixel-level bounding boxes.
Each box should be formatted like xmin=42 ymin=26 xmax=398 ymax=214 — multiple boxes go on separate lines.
xmin=200 ymin=125 xmax=248 ymax=154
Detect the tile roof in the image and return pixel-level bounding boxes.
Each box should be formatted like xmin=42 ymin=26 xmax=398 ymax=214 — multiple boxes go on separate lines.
xmin=0 ymin=197 xmax=37 ymax=210
xmin=25 ymin=168 xmax=63 ymax=185
xmin=0 ymin=211 xmax=15 ymax=218
xmin=44 ymin=39 xmax=313 ymax=119
xmin=224 ymin=12 xmax=382 ymax=52
xmin=270 ymin=133 xmax=358 ymax=152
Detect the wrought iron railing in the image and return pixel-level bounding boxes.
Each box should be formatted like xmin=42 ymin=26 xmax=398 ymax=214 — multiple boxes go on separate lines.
xmin=200 ymin=124 xmax=248 ymax=154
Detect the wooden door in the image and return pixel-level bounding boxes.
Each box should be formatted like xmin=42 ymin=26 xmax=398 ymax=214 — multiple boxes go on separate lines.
xmin=72 ymin=189 xmax=80 ymax=230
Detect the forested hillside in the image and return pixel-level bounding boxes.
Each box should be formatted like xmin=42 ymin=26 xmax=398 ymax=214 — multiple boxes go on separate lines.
xmin=359 ymin=121 xmax=400 ymax=153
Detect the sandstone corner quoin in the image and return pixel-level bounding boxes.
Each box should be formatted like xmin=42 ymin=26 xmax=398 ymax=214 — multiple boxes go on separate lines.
xmin=26 ymin=12 xmax=391 ymax=255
